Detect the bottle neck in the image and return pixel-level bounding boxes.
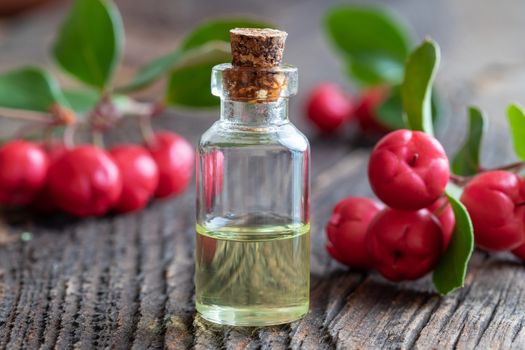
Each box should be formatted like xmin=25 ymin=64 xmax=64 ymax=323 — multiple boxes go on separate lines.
xmin=220 ymin=98 xmax=289 ymax=126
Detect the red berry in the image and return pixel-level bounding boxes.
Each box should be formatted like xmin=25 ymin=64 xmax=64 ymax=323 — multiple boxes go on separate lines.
xmin=147 ymin=131 xmax=194 ymax=199
xmin=0 ymin=140 xmax=49 ymax=206
xmin=427 ymin=196 xmax=455 ymax=249
xmin=31 ymin=141 xmax=67 ymax=214
xmin=200 ymin=150 xmax=224 ymax=208
xmin=305 ymin=83 xmax=353 ymax=133
xmin=354 ymin=87 xmax=390 ymax=134
xmin=366 ymin=208 xmax=444 ymax=281
xmin=47 ymin=145 xmax=122 ymax=217
xmin=368 ymin=129 xmax=450 ymax=210
xmin=460 ymin=171 xmax=525 ymax=251
xmin=109 ymin=145 xmax=159 ymax=213
xmin=512 ymin=242 xmax=525 ymax=261
xmin=326 ymin=197 xmax=383 ymax=269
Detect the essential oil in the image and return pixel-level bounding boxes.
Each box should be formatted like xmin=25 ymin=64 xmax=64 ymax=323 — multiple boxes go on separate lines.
xmin=195 ymin=28 xmax=310 ymax=326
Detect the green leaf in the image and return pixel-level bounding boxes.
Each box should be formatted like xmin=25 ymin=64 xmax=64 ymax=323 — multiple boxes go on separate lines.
xmin=452 ymin=107 xmax=486 ymax=176
xmin=401 ymin=39 xmax=440 ymax=136
xmin=346 ymin=56 xmax=405 ymax=86
xmin=375 ymin=87 xmax=405 ymax=130
xmin=119 ymin=18 xmax=271 ymax=92
xmin=63 ymin=89 xmax=100 ymax=113
xmin=507 ymin=103 xmax=525 ymax=160
xmin=431 ymin=90 xmax=445 ymax=126
xmin=119 ymin=41 xmax=229 ymax=93
xmin=180 ymin=18 xmax=272 ymax=52
xmin=0 ymin=67 xmax=68 ymax=112
xmin=433 ymin=193 xmax=474 ymax=295
xmin=53 ymin=0 xmax=124 ymax=89
xmin=165 ymin=48 xmax=231 ymax=108
xmin=63 ymin=89 xmax=130 ymax=114
xmin=325 ymin=6 xmax=411 ymax=86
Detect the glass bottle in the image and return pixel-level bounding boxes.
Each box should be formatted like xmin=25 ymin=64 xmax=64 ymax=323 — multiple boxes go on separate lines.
xmin=195 ymin=28 xmax=310 ymax=326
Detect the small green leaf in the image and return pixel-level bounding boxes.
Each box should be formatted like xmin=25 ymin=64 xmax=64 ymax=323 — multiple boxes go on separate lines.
xmin=63 ymin=89 xmax=100 ymax=113
xmin=165 ymin=48 xmax=231 ymax=108
xmin=0 ymin=67 xmax=67 ymax=112
xmin=53 ymin=0 xmax=124 ymax=89
xmin=119 ymin=18 xmax=271 ymax=92
xmin=401 ymin=39 xmax=440 ymax=136
xmin=431 ymin=90 xmax=445 ymax=126
xmin=346 ymin=56 xmax=405 ymax=86
xmin=507 ymin=103 xmax=525 ymax=160
xmin=180 ymin=18 xmax=272 ymax=52
xmin=325 ymin=6 xmax=411 ymax=86
xmin=433 ymin=193 xmax=474 ymax=295
xmin=452 ymin=107 xmax=486 ymax=176
xmin=119 ymin=41 xmax=229 ymax=93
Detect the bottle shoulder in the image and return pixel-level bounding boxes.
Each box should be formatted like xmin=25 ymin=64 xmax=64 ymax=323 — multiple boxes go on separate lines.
xmin=199 ymin=121 xmax=309 ymax=153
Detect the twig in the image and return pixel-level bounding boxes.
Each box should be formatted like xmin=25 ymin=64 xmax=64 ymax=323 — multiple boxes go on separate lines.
xmin=0 ymin=108 xmax=54 ymax=123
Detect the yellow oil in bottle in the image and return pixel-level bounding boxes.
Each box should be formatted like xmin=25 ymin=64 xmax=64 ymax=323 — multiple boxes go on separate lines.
xmin=195 ymin=222 xmax=310 ymax=326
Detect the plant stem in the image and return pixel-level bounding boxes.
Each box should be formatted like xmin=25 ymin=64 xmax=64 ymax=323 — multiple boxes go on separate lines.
xmin=63 ymin=125 xmax=76 ymax=149
xmin=139 ymin=115 xmax=156 ymax=148
xmin=450 ymin=160 xmax=525 ymax=187
xmin=0 ymin=108 xmax=54 ymax=123
xmin=487 ymin=161 xmax=525 ymax=173
xmin=450 ymin=174 xmax=470 ymax=187
xmin=92 ymin=131 xmax=105 ymax=149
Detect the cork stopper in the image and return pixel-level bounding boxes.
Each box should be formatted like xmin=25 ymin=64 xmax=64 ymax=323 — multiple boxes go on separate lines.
xmin=221 ymin=28 xmax=290 ymax=103
xmin=230 ymin=28 xmax=287 ymax=68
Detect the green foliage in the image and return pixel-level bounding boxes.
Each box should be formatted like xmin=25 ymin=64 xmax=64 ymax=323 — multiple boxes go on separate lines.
xmin=53 ymin=0 xmax=124 ymax=90
xmin=0 ymin=67 xmax=67 ymax=112
xmin=433 ymin=193 xmax=474 ymax=295
xmin=373 ymin=88 xmax=444 ymax=132
xmin=375 ymin=87 xmax=405 ymax=130
xmin=62 ymin=89 xmax=100 ymax=113
xmin=165 ymin=49 xmax=231 ymax=108
xmin=119 ymin=19 xmax=271 ymax=94
xmin=325 ymin=6 xmax=411 ymax=86
xmin=401 ymin=39 xmax=440 ymax=136
xmin=119 ymin=41 xmax=229 ymax=93
xmin=452 ymin=107 xmax=486 ymax=175
xmin=507 ymin=103 xmax=525 ymax=160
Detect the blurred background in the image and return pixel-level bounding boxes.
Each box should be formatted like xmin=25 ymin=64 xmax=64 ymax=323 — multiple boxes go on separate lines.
xmin=1 ymin=0 xmax=525 ymax=166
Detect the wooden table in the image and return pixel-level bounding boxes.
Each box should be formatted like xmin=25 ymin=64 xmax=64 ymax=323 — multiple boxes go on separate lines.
xmin=1 ymin=0 xmax=525 ymax=348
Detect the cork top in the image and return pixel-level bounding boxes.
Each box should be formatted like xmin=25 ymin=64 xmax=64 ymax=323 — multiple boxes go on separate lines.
xmin=230 ymin=28 xmax=287 ymax=68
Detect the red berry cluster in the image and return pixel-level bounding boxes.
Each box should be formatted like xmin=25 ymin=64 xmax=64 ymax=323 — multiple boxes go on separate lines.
xmin=326 ymin=129 xmax=454 ymax=281
xmin=306 ymin=84 xmax=389 ymax=134
xmin=327 ymin=128 xmax=525 ymax=280
xmin=0 ymin=131 xmax=194 ymax=217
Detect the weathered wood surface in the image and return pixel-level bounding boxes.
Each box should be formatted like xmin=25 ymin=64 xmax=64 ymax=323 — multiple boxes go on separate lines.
xmin=1 ymin=0 xmax=525 ymax=349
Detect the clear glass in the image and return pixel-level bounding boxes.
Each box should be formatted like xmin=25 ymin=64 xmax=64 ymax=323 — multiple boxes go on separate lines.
xmin=195 ymin=64 xmax=310 ymax=326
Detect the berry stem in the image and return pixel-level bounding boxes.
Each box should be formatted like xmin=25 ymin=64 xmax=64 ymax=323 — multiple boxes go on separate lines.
xmin=485 ymin=161 xmax=525 ymax=173
xmin=0 ymin=108 xmax=55 ymax=124
xmin=451 ymin=160 xmax=525 ymax=187
xmin=139 ymin=115 xmax=156 ymax=148
xmin=63 ymin=124 xmax=76 ymax=149
xmin=450 ymin=174 xmax=470 ymax=187
xmin=409 ymin=153 xmax=419 ymax=167
xmin=92 ymin=130 xmax=105 ymax=149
